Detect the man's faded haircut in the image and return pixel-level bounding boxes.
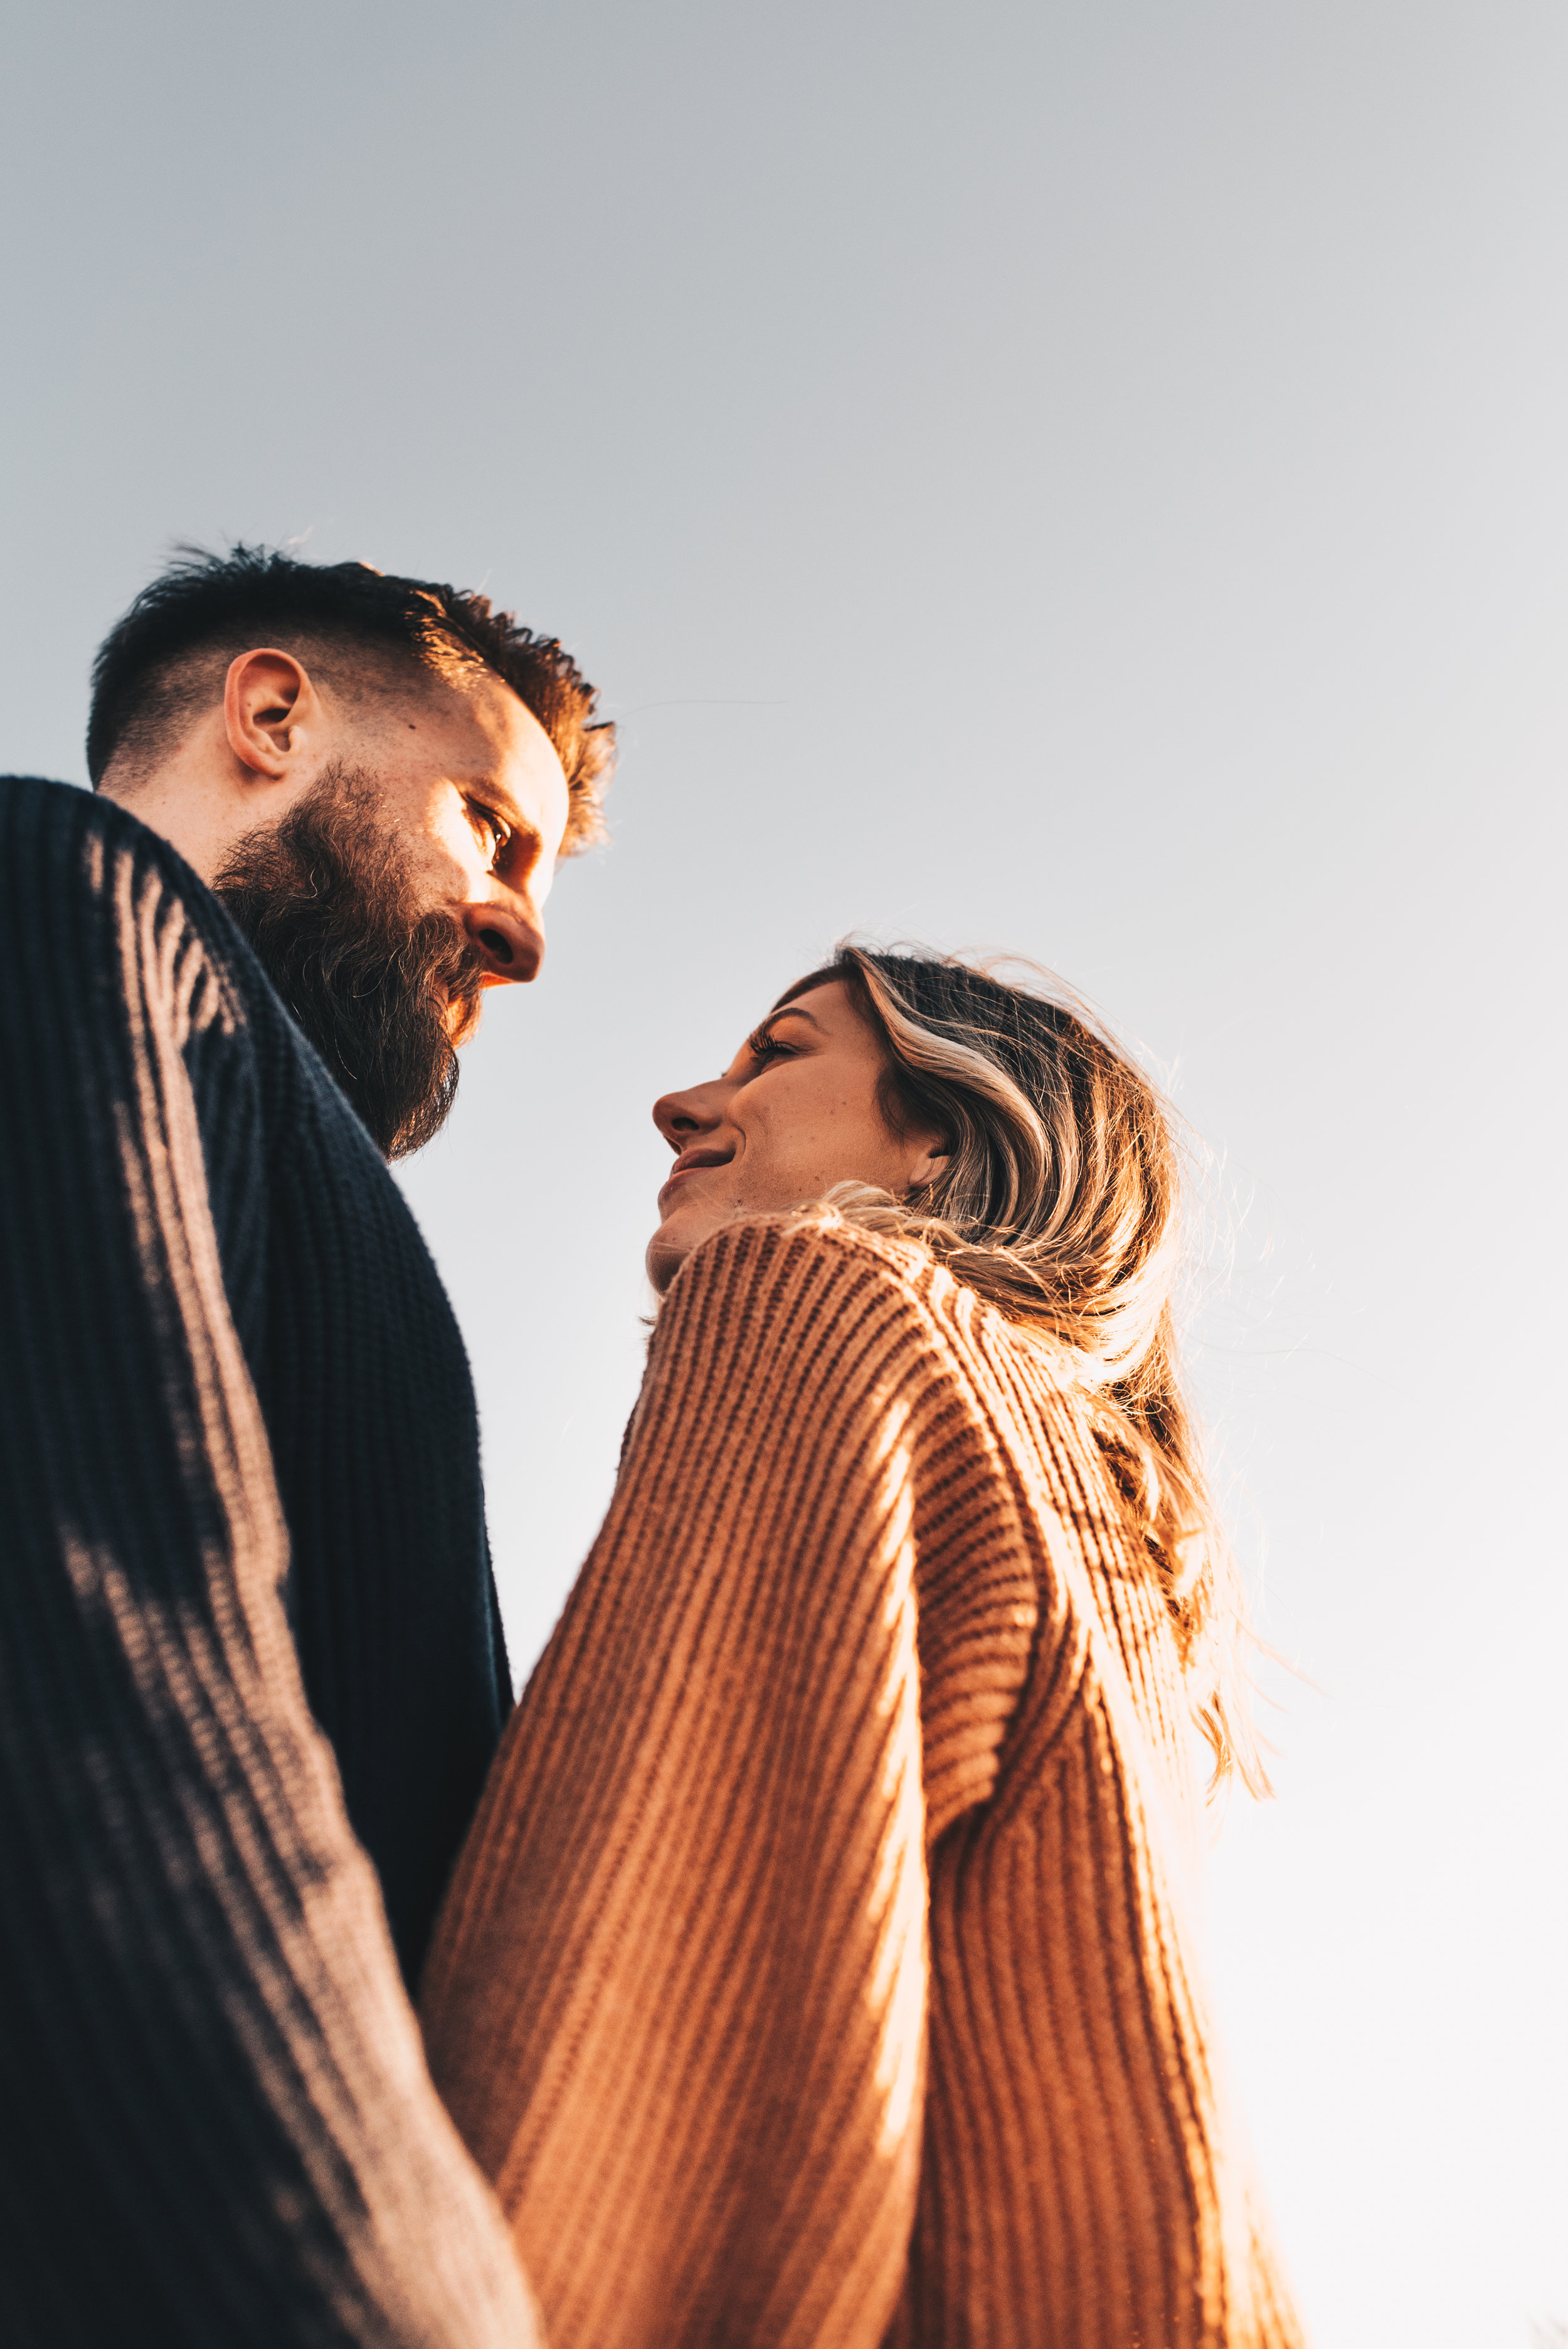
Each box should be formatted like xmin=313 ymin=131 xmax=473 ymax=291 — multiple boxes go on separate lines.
xmin=88 ymin=543 xmax=615 ymax=852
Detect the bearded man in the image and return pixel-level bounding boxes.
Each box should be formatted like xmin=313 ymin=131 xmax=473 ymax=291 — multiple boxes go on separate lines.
xmin=0 ymin=546 xmax=614 ymax=2348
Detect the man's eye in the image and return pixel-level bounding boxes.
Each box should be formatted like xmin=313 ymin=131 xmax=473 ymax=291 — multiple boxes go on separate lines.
xmin=471 ymin=806 xmax=511 ymax=862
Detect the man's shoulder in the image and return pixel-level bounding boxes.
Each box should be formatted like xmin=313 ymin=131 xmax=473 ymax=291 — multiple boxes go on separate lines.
xmin=0 ymin=776 xmax=403 ymax=1206
xmin=3 ymin=775 xmax=283 ymax=1024
xmin=0 ymin=776 xmax=314 ymax=1104
xmin=4 ymin=771 xmax=159 ymax=847
xmin=1 ymin=773 xmax=224 ymax=930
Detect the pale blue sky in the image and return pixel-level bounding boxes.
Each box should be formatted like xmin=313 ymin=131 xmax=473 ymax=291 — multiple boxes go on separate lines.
xmin=5 ymin=3 xmax=1564 ymax=2339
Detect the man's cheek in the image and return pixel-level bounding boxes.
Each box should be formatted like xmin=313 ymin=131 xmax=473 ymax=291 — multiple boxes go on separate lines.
xmin=418 ymin=803 xmax=482 ymax=901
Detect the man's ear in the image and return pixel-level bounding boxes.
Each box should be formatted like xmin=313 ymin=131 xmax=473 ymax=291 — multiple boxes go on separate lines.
xmin=223 ymin=648 xmax=323 ymax=780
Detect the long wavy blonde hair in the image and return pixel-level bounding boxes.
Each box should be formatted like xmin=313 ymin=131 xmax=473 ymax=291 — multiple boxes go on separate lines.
xmin=775 ymin=945 xmax=1265 ymax=1796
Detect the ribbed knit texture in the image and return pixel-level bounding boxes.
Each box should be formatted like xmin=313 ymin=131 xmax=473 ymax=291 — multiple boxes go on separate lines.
xmin=0 ymin=777 xmax=535 ymax=2346
xmin=422 ymin=1212 xmax=1305 ymax=2349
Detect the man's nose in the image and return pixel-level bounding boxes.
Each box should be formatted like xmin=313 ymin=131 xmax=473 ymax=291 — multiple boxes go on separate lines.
xmin=462 ymin=898 xmax=545 ymax=985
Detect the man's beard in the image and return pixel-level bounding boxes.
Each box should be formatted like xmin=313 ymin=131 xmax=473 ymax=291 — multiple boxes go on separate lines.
xmin=213 ymin=763 xmax=486 ymax=1160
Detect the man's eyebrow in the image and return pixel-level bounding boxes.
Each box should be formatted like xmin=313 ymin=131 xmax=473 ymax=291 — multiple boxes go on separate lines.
xmin=469 ymin=781 xmax=543 ymax=847
xmin=482 ymin=785 xmax=534 ymax=830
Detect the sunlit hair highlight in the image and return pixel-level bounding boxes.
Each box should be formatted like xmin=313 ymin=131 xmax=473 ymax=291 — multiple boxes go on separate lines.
xmin=775 ymin=945 xmax=1266 ymax=1796
xmin=88 ymin=542 xmax=615 ymax=851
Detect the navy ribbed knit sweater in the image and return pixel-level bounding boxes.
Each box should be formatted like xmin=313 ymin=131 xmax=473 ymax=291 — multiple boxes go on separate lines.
xmin=0 ymin=777 xmax=538 ymax=2346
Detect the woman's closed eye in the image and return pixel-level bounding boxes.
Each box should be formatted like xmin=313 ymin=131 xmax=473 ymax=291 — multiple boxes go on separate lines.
xmin=745 ymin=1026 xmax=797 ymax=1068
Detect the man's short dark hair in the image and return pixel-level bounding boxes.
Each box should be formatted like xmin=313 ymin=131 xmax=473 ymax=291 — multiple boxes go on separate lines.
xmin=88 ymin=544 xmax=615 ymax=851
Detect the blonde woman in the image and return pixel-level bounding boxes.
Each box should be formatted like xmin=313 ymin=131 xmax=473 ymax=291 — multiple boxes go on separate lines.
xmin=420 ymin=947 xmax=1305 ymax=2349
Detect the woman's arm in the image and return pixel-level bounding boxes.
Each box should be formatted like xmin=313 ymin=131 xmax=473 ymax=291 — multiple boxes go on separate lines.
xmin=422 ymin=1214 xmax=1043 ymax=2349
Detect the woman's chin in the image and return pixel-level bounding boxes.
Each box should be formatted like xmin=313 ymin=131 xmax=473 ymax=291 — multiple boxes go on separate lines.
xmin=645 ymin=1217 xmax=691 ymax=1295
xmin=645 ymin=1199 xmax=728 ymax=1294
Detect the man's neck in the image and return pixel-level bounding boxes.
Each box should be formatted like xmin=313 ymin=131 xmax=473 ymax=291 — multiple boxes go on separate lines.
xmin=98 ymin=746 xmax=301 ymax=887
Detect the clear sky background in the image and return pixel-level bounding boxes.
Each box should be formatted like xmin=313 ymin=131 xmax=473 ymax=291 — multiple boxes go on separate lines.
xmin=5 ymin=3 xmax=1564 ymax=2340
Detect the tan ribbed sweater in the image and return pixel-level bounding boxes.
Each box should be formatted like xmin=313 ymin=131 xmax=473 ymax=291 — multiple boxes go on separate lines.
xmin=421 ymin=1214 xmax=1304 ymax=2349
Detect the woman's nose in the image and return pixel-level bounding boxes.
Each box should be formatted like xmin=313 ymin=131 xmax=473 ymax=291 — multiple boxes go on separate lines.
xmin=653 ymin=1084 xmax=719 ymax=1148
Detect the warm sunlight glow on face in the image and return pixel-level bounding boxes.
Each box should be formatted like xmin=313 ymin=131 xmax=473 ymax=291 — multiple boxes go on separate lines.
xmin=645 ymin=980 xmax=947 ymax=1292
xmin=374 ymin=672 xmax=569 ymax=995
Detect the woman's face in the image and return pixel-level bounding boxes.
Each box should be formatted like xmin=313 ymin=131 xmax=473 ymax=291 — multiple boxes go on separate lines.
xmin=647 ymin=980 xmax=946 ymax=1292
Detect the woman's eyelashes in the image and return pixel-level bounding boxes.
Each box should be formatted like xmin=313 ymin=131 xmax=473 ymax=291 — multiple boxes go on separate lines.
xmin=744 ymin=1026 xmax=795 ymax=1068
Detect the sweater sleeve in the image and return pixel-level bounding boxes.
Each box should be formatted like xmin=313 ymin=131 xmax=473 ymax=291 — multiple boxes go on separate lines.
xmin=420 ymin=1214 xmax=1046 ymax=2349
xmin=0 ymin=788 xmax=538 ymax=2348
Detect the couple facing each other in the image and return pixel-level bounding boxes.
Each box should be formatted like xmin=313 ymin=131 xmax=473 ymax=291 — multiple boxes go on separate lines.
xmin=0 ymin=544 xmax=1303 ymax=2349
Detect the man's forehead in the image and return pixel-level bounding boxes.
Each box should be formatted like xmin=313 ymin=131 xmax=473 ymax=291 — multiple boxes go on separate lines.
xmin=431 ymin=669 xmax=567 ymax=812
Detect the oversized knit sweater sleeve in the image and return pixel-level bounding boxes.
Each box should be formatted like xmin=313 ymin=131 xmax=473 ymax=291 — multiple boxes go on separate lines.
xmin=420 ymin=1215 xmax=1045 ymax=2349
xmin=0 ymin=787 xmax=538 ymax=2346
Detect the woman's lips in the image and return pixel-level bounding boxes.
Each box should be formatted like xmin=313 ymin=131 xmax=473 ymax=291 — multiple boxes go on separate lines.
xmin=658 ymin=1147 xmax=734 ymax=1210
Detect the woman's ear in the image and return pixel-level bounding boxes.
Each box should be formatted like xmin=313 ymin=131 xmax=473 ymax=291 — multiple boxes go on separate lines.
xmin=906 ymin=1139 xmax=950 ymax=1191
